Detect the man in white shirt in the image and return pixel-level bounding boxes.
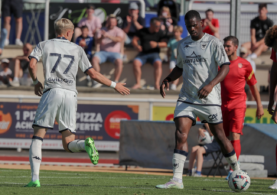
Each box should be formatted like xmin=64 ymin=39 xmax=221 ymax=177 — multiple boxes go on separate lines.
xmin=25 ymin=18 xmax=130 ymax=187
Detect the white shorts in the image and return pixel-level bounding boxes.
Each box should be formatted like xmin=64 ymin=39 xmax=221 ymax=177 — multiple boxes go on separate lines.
xmin=33 ymin=88 xmax=77 ymax=133
xmin=174 ymin=101 xmax=223 ymax=126
xmin=169 ymin=60 xmax=176 ymax=70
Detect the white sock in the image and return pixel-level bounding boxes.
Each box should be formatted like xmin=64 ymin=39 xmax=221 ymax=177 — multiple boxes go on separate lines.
xmin=224 ymin=150 xmax=240 ymax=171
xmin=14 ymin=77 xmax=19 ymax=82
xmin=172 ymin=150 xmax=188 ymax=183
xmin=68 ymin=140 xmax=85 ymax=152
xmin=29 ymin=136 xmax=43 ymax=182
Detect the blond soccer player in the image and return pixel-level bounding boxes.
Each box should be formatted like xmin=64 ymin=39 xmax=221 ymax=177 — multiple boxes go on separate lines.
xmin=25 ymin=18 xmax=130 ymax=187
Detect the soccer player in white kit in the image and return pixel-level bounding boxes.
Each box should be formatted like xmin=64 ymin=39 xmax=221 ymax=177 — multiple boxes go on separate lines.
xmin=156 ymin=10 xmax=240 ymax=189
xmin=25 ymin=18 xmax=130 ymax=187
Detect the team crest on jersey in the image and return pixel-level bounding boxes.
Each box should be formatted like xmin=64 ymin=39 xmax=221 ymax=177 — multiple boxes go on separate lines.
xmin=201 ymin=42 xmax=209 ymax=50
xmin=238 ymin=63 xmax=243 ymax=68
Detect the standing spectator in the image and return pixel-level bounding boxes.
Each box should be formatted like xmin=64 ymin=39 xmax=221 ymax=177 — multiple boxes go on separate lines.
xmin=9 ymin=43 xmax=33 ymax=87
xmin=0 ymin=59 xmax=13 ymax=85
xmin=92 ymin=15 xmax=124 ymax=88
xmin=167 ymin=26 xmax=183 ymax=90
xmin=202 ymin=9 xmax=219 ymax=39
xmin=132 ymin=17 xmax=167 ymax=90
xmin=0 ymin=28 xmax=8 ymax=56
xmin=2 ymin=0 xmax=23 ymax=46
xmin=159 ymin=6 xmax=174 ymax=34
xmin=122 ymin=2 xmax=145 ymax=46
xmin=265 ymin=25 xmax=277 ymax=190
xmin=241 ymin=3 xmax=273 ymax=59
xmin=74 ymin=5 xmax=102 ymax=42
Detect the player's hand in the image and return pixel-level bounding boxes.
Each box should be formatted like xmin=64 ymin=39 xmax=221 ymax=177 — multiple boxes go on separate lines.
xmin=256 ymin=106 xmax=264 ymax=120
xmin=150 ymin=41 xmax=158 ymax=48
xmin=114 ymin=83 xmax=130 ymax=95
xmin=198 ymin=84 xmax=213 ymax=99
xmin=268 ymin=100 xmax=274 ymax=115
xmin=160 ymin=80 xmax=170 ymax=98
xmin=34 ymin=81 xmax=43 ymax=97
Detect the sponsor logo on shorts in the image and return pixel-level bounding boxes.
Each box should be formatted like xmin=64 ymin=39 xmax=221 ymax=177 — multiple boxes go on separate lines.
xmin=47 ymin=77 xmax=74 ymax=85
xmin=208 ymin=114 xmax=218 ymax=121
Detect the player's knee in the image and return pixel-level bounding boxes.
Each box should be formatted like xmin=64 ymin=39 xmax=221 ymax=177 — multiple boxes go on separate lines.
xmin=176 ymin=129 xmax=188 ymax=143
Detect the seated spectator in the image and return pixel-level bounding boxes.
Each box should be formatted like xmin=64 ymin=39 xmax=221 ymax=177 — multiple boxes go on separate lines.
xmin=9 ymin=43 xmax=33 ymax=87
xmin=76 ymin=26 xmax=94 ymax=61
xmin=92 ymin=15 xmax=124 ymax=88
xmin=167 ymin=26 xmax=183 ymax=90
xmin=0 ymin=58 xmax=12 ymax=85
xmin=241 ymin=3 xmax=273 ymax=59
xmin=132 ymin=17 xmax=167 ymax=90
xmin=202 ymin=9 xmax=219 ymax=39
xmin=187 ymin=124 xmax=220 ymax=177
xmin=122 ymin=2 xmax=145 ymax=46
xmin=74 ymin=5 xmax=102 ymax=42
xmin=2 ymin=0 xmax=23 ymax=46
xmin=159 ymin=6 xmax=174 ymax=34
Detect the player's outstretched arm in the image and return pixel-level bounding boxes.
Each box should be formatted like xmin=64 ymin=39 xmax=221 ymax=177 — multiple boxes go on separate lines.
xmin=249 ymin=84 xmax=264 ymax=120
xmin=198 ymin=64 xmax=229 ymax=99
xmin=86 ymin=68 xmax=130 ymax=95
xmin=160 ymin=66 xmax=183 ymax=98
xmin=28 ymin=58 xmax=43 ymax=96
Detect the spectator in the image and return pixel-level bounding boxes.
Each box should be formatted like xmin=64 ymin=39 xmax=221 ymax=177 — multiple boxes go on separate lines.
xmin=122 ymin=2 xmax=145 ymax=46
xmin=132 ymin=17 xmax=167 ymax=90
xmin=2 ymin=0 xmax=23 ymax=46
xmin=0 ymin=59 xmax=12 ymax=85
xmin=0 ymin=28 xmax=8 ymax=56
xmin=74 ymin=5 xmax=102 ymax=42
xmin=241 ymin=3 xmax=273 ymax=59
xmin=92 ymin=15 xmax=124 ymax=88
xmin=187 ymin=124 xmax=220 ymax=177
xmin=76 ymin=26 xmax=94 ymax=61
xmin=202 ymin=9 xmax=219 ymax=39
xmin=9 ymin=43 xmax=33 ymax=87
xmin=159 ymin=6 xmax=174 ymax=34
xmin=167 ymin=26 xmax=183 ymax=90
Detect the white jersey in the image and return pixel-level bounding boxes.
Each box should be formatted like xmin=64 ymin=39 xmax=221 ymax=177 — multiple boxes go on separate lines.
xmin=176 ymin=33 xmax=230 ymax=106
xmin=29 ymin=37 xmax=92 ymax=94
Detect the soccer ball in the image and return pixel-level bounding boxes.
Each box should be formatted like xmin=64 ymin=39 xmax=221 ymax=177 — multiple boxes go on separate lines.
xmin=228 ymin=170 xmax=251 ymax=192
xmin=198 ymin=130 xmax=213 ymax=144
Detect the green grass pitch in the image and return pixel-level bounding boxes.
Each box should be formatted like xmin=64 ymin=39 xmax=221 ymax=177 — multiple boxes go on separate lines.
xmin=0 ymin=169 xmax=276 ymax=195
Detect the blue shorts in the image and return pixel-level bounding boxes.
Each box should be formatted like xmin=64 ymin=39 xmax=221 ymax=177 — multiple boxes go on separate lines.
xmin=94 ymin=51 xmax=121 ymax=64
xmin=134 ymin=52 xmax=161 ymax=65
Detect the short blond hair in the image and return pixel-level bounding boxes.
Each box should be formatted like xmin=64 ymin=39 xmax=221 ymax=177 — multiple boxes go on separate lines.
xmin=54 ymin=18 xmax=74 ymax=35
xmin=174 ymin=26 xmax=183 ymax=33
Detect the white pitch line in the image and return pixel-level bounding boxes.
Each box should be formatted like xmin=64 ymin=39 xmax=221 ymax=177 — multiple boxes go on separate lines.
xmin=0 ymin=176 xmax=164 ymax=179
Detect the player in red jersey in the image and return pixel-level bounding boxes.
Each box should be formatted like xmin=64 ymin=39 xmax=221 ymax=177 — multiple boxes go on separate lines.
xmin=222 ymin=36 xmax=264 ymax=179
xmin=265 ymin=26 xmax=277 ymax=189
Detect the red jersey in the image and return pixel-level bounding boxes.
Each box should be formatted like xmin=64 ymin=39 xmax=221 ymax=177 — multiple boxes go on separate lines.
xmin=221 ymin=57 xmax=257 ymax=109
xmin=271 ymin=49 xmax=277 ymax=62
xmin=202 ymin=18 xmax=219 ymax=36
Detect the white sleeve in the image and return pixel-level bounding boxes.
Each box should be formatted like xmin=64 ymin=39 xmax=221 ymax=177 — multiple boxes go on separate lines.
xmin=213 ymin=39 xmax=230 ymax=67
xmin=29 ymin=43 xmax=43 ymax=61
xmin=79 ymin=48 xmax=93 ymax=73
